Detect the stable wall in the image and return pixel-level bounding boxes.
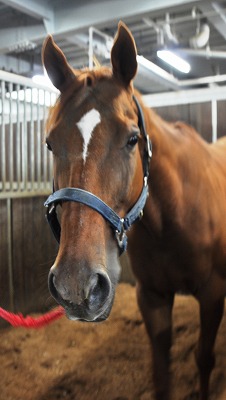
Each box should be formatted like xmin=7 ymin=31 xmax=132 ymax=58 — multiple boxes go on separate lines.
xmin=154 ymin=100 xmax=226 ymax=142
xmin=0 ymin=196 xmax=58 ymax=327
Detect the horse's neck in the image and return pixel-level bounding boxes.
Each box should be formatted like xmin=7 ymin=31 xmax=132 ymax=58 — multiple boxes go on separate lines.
xmin=144 ymin=108 xmax=192 ymax=232
xmin=146 ymin=109 xmax=180 ymax=173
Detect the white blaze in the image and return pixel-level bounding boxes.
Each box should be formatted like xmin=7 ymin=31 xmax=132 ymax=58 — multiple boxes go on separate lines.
xmin=76 ymin=108 xmax=101 ymax=162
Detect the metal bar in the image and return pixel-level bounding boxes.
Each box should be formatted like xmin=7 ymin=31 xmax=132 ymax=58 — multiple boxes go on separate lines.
xmin=20 ymin=94 xmax=24 ymax=191
xmin=0 ymin=69 xmax=58 ymax=92
xmin=43 ymin=90 xmax=48 ymax=189
xmin=8 ymin=82 xmax=13 ymax=191
xmin=176 ymin=48 xmax=226 ymax=60
xmin=30 ymin=88 xmax=35 ymax=190
xmin=211 ymin=99 xmax=217 ymax=143
xmin=24 ymin=87 xmax=28 ymax=191
xmin=0 ymin=92 xmax=1 ymax=192
xmin=16 ymin=84 xmax=21 ymax=191
xmin=90 ymin=26 xmax=113 ymax=41
xmin=0 ymin=81 xmax=6 ymax=193
xmin=7 ymin=197 xmax=14 ymax=311
xmin=0 ymin=189 xmax=51 ymax=199
xmin=40 ymin=92 xmax=45 ymax=190
xmin=89 ymin=27 xmax=94 ymax=69
xmin=22 ymin=86 xmax=28 ymax=191
xmin=144 ymin=85 xmax=226 ymax=108
xmin=37 ymin=89 xmax=41 ymax=190
xmin=48 ymin=92 xmax=56 ymax=181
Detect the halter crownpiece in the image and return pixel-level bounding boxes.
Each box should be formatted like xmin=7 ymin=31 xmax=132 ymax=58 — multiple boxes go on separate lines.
xmin=44 ymin=96 xmax=152 ymax=254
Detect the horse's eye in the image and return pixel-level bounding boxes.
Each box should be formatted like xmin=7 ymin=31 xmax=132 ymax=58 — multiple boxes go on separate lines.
xmin=127 ymin=135 xmax=138 ymax=148
xmin=46 ymin=141 xmax=52 ymax=151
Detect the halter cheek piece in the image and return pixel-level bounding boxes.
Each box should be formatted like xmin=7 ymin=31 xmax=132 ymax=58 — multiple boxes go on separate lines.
xmin=44 ymin=96 xmax=152 ymax=255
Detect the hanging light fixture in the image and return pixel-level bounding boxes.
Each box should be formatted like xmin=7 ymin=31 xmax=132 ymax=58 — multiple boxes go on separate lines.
xmin=157 ymin=50 xmax=191 ymax=74
xmin=156 ymin=12 xmax=191 ymax=74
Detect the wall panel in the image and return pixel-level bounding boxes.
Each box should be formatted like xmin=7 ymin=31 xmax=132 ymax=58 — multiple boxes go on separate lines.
xmin=189 ymin=102 xmax=212 ymax=142
xmin=0 ymin=200 xmax=10 ymax=307
xmin=154 ymin=102 xmax=212 ymax=142
xmin=0 ymin=196 xmax=57 ymax=322
xmin=12 ymin=196 xmax=58 ymax=314
xmin=217 ymin=100 xmax=226 ymax=139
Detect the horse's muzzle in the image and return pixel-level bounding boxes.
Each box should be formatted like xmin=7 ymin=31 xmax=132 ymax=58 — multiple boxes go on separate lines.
xmin=48 ymin=268 xmax=113 ymax=322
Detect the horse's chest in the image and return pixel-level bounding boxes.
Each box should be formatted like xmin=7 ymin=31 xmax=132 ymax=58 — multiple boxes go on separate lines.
xmin=128 ymin=223 xmax=212 ymax=294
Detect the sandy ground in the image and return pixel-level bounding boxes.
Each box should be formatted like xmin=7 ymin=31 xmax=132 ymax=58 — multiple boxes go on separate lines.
xmin=0 ymin=283 xmax=226 ymax=400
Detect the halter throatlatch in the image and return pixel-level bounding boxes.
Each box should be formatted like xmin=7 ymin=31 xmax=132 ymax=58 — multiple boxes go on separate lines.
xmin=44 ymin=96 xmax=152 ymax=254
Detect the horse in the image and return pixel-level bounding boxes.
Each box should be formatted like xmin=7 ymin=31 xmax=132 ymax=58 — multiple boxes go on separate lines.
xmin=42 ymin=22 xmax=226 ymax=400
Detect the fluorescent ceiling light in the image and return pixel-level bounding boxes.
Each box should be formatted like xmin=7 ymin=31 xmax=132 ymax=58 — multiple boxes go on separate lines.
xmin=136 ymin=54 xmax=179 ymax=90
xmin=157 ymin=50 xmax=191 ymax=74
xmin=137 ymin=55 xmax=173 ymax=79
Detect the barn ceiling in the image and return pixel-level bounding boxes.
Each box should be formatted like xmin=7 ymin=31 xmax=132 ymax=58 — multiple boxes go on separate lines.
xmin=1 ymin=0 xmax=226 ymax=93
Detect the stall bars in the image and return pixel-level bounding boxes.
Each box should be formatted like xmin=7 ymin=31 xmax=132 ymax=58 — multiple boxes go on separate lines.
xmin=0 ymin=70 xmax=58 ymax=199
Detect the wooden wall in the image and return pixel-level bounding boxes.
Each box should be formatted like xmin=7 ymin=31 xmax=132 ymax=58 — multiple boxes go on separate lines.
xmin=154 ymin=100 xmax=226 ymax=142
xmin=0 ymin=199 xmax=10 ymax=311
xmin=216 ymin=100 xmax=226 ymax=139
xmin=0 ymin=196 xmax=58 ymax=327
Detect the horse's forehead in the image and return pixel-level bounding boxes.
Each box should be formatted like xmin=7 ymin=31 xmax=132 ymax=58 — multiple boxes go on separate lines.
xmin=48 ymin=72 xmax=135 ymax=143
xmin=53 ymin=68 xmax=132 ymax=121
xmin=76 ymin=108 xmax=101 ymax=162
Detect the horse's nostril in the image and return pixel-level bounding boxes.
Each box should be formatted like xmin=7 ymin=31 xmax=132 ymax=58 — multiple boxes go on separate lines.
xmin=48 ymin=268 xmax=111 ymax=317
xmin=86 ymin=272 xmax=111 ymax=310
xmin=48 ymin=271 xmax=59 ymax=300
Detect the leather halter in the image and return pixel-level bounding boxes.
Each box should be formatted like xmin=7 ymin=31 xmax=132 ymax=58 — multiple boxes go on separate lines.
xmin=44 ymin=96 xmax=152 ymax=254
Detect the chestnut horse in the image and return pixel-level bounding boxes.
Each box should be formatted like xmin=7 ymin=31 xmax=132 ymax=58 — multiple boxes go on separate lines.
xmin=43 ymin=22 xmax=226 ymax=400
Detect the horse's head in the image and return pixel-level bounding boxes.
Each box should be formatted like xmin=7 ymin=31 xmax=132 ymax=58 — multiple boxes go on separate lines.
xmin=42 ymin=22 xmax=149 ymax=322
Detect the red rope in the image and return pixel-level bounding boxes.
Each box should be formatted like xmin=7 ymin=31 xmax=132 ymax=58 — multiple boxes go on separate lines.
xmin=0 ymin=306 xmax=65 ymax=328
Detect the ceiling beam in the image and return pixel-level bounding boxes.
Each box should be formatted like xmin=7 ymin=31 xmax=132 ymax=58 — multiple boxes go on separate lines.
xmin=53 ymin=0 xmax=198 ymax=38
xmin=0 ymin=25 xmax=46 ymax=54
xmin=0 ymin=0 xmax=198 ymax=43
xmin=199 ymin=2 xmax=226 ymax=41
xmin=1 ymin=0 xmax=54 ymax=21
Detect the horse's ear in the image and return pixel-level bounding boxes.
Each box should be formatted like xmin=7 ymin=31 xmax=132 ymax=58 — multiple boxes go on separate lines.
xmin=111 ymin=21 xmax=137 ymax=87
xmin=42 ymin=35 xmax=75 ymax=92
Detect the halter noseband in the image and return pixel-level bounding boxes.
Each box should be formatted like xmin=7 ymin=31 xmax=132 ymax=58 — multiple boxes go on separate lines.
xmin=44 ymin=96 xmax=152 ymax=254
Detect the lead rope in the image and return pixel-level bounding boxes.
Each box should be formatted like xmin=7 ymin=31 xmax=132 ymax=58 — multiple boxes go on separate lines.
xmin=0 ymin=306 xmax=65 ymax=328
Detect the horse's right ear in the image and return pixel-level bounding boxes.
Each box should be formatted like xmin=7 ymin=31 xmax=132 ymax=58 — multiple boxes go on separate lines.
xmin=42 ymin=35 xmax=75 ymax=92
xmin=111 ymin=22 xmax=137 ymax=87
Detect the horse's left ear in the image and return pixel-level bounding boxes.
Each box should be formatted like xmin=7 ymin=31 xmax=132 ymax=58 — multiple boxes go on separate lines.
xmin=42 ymin=35 xmax=75 ymax=92
xmin=111 ymin=21 xmax=137 ymax=87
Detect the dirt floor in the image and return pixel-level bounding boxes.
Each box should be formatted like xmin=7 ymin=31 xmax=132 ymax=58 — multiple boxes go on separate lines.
xmin=0 ymin=283 xmax=226 ymax=400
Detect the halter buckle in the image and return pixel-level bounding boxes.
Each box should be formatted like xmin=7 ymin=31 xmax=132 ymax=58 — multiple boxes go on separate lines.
xmin=147 ymin=138 xmax=152 ymax=159
xmin=49 ymin=204 xmax=56 ymax=214
xmin=115 ymin=219 xmax=127 ymax=249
